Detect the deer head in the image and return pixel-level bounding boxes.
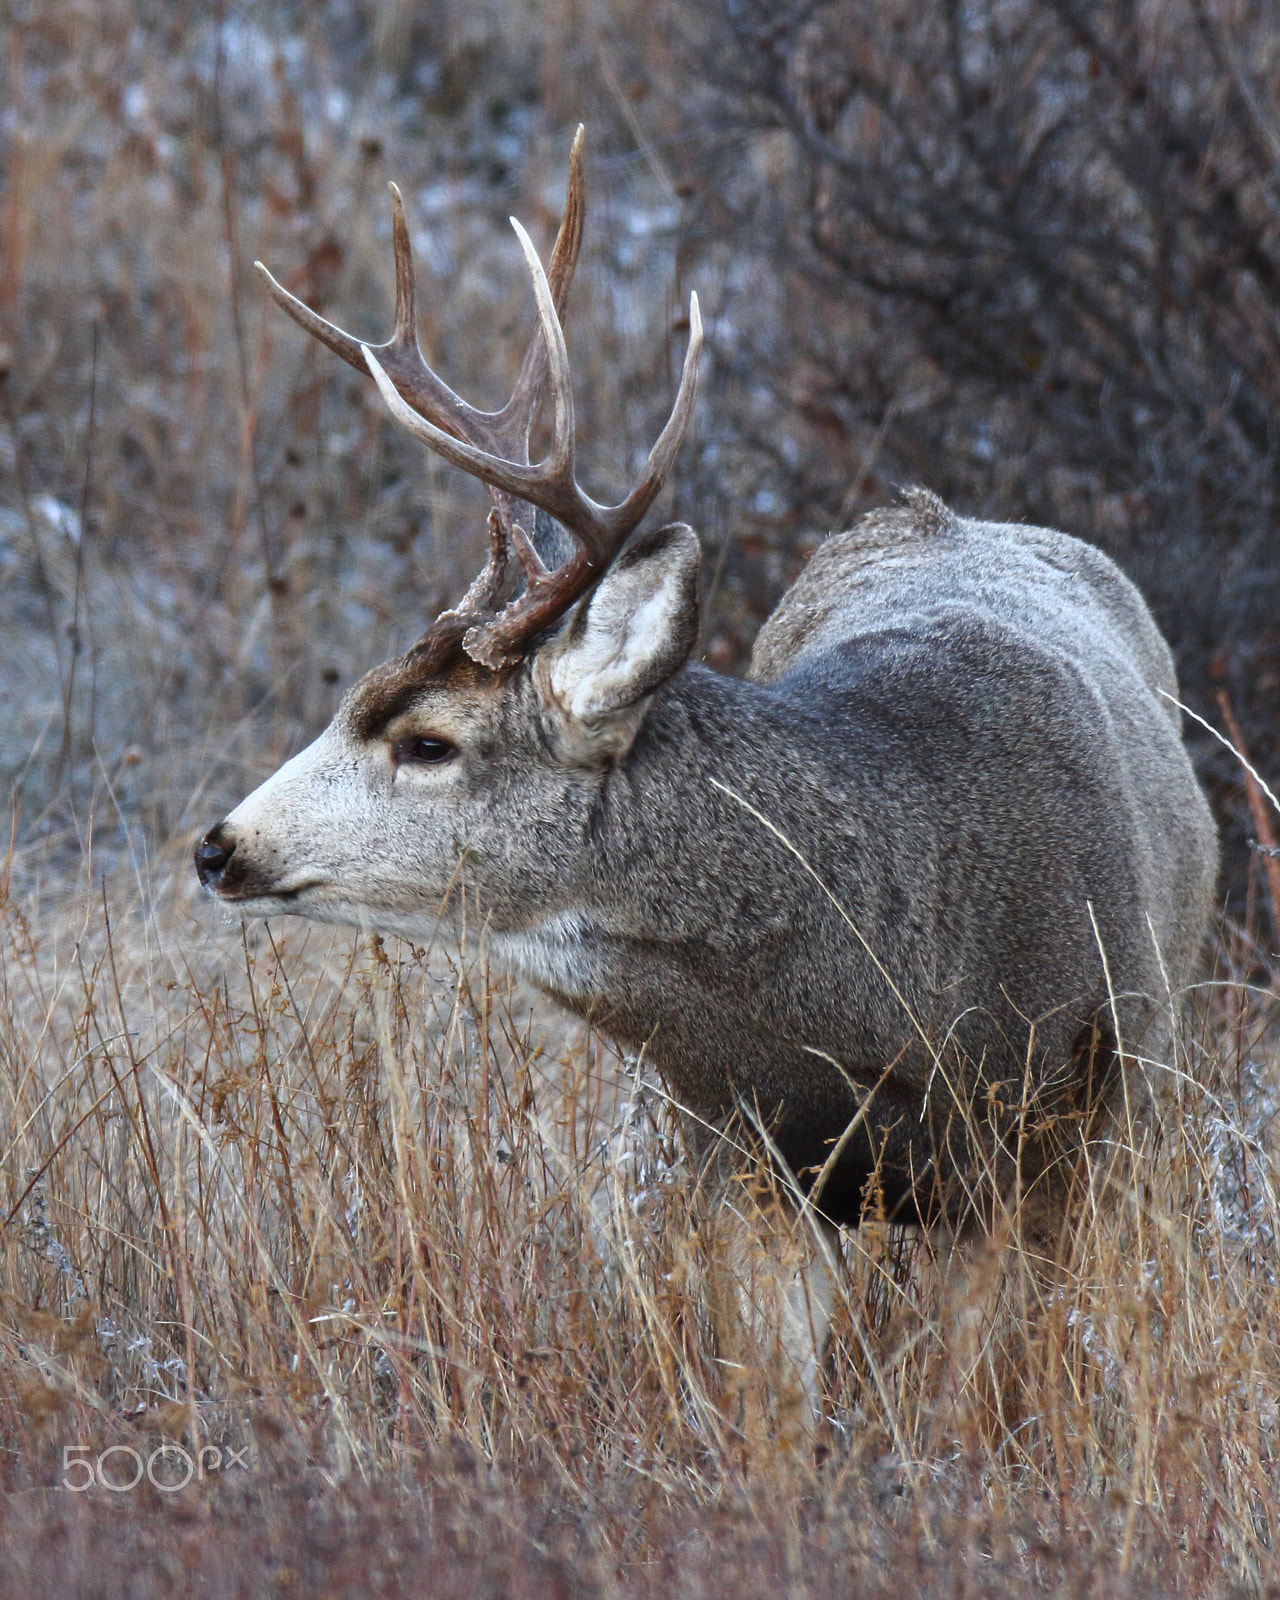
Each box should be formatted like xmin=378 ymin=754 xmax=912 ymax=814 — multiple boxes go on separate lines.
xmin=195 ymin=130 xmax=704 ymax=943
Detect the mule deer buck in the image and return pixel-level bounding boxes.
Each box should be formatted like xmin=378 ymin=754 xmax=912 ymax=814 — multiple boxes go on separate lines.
xmin=197 ymin=132 xmax=1216 ymax=1303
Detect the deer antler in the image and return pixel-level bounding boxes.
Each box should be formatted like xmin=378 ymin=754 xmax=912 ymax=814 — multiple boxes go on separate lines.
xmin=257 ymin=130 xmax=585 ymax=552
xmin=255 ymin=127 xmax=702 ymax=671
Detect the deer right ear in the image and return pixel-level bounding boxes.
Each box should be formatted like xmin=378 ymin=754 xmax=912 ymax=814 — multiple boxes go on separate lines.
xmin=533 ymin=521 xmax=701 ymax=764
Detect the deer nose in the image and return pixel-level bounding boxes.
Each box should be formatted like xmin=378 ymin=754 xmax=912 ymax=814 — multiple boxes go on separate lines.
xmin=195 ymin=826 xmax=235 ymax=889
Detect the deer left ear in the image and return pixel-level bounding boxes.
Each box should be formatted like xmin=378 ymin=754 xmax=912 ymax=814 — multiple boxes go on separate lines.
xmin=533 ymin=521 xmax=701 ymax=763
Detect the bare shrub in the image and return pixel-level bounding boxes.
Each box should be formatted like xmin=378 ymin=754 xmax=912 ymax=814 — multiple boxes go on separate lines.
xmin=630 ymin=0 xmax=1280 ymax=904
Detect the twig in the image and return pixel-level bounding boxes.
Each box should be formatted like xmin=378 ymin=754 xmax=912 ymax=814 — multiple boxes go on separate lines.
xmin=1215 ymin=688 xmax=1280 ymax=946
xmin=212 ymin=13 xmax=280 ymax=588
xmin=53 ymin=320 xmax=98 ymax=794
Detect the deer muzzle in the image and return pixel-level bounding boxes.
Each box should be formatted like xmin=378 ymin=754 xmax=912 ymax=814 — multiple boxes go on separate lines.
xmin=194 ymin=825 xmax=235 ymax=890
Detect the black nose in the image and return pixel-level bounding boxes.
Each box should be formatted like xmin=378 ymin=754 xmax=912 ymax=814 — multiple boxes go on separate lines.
xmin=195 ymin=826 xmax=235 ymax=889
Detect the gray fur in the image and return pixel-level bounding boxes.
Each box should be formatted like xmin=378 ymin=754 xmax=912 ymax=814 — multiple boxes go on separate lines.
xmin=198 ymin=490 xmax=1218 ymax=1228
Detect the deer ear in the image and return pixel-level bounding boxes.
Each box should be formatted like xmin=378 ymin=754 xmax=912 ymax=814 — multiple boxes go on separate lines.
xmin=533 ymin=521 xmax=701 ymax=762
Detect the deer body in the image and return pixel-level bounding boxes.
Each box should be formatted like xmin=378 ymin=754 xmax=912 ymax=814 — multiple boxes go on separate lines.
xmin=198 ymin=135 xmax=1217 ymax=1230
xmin=203 ymin=496 xmax=1216 ymax=1226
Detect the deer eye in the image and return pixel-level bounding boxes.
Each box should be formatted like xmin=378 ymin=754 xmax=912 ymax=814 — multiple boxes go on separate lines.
xmin=393 ymin=735 xmax=457 ymax=766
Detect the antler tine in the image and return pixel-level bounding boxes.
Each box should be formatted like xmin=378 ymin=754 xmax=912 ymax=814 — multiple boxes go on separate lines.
xmin=254 ymin=193 xmax=496 ymax=450
xmin=360 ymin=210 xmax=580 ymax=513
xmin=365 ymin=255 xmax=700 ymax=559
xmin=493 ymin=124 xmax=586 ymax=456
xmin=593 ymin=291 xmax=703 ymax=543
xmin=254 ymin=134 xmax=585 ymax=462
xmin=366 ymin=269 xmax=702 ymax=669
xmin=262 ymin=128 xmax=702 ymax=674
xmin=452 ymin=289 xmax=702 ymax=669
xmin=509 ymin=219 xmax=576 ymax=481
xmin=505 ymin=231 xmax=704 ymax=560
xmin=254 ymin=261 xmax=368 ymax=372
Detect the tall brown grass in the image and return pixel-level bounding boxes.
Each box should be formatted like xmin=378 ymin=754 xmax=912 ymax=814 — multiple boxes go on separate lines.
xmin=0 ymin=846 xmax=1278 ymax=1594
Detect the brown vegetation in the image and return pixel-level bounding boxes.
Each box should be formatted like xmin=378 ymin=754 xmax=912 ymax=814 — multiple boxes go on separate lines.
xmin=1 ymin=1 xmax=1279 ymax=1594
xmin=631 ymin=0 xmax=1280 ymax=904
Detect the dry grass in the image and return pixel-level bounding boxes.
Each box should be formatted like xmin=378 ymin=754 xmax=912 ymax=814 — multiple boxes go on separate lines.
xmin=0 ymin=843 xmax=1279 ymax=1596
xmin=4 ymin=2 xmax=1280 ymax=1595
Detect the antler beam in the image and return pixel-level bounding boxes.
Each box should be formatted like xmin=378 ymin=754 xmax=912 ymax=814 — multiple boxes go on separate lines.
xmin=256 ymin=128 xmax=702 ymax=671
